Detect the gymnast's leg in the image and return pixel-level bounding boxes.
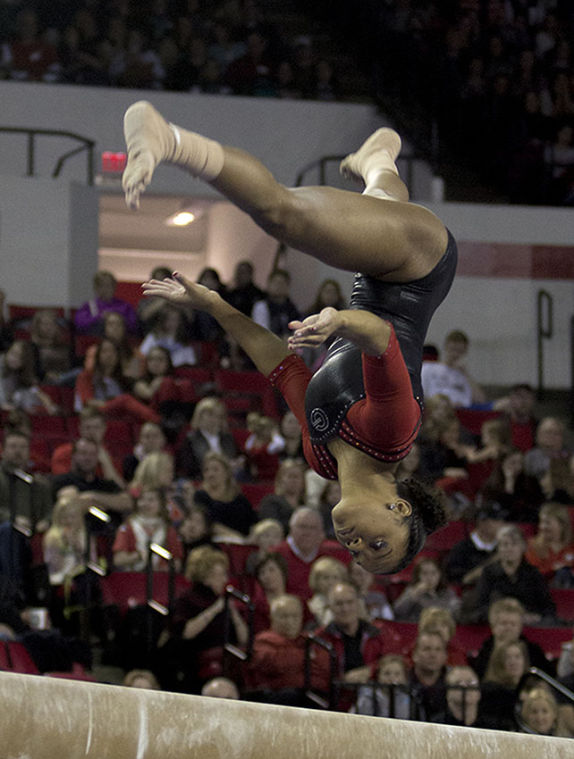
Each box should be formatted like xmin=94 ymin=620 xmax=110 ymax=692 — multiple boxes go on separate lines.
xmin=123 ymin=101 xmax=447 ymax=279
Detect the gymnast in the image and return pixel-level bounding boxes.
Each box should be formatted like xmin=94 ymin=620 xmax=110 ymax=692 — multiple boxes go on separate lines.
xmin=122 ymin=101 xmax=458 ymax=574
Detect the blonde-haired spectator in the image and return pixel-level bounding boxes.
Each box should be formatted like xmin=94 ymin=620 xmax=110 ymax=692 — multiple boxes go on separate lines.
xmin=307 ymin=556 xmax=349 ymax=626
xmin=176 ymin=396 xmax=238 ymax=479
xmin=525 ymin=502 xmax=574 ymax=581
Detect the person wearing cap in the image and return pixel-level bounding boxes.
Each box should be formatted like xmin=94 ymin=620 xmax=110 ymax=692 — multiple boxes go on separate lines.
xmin=443 ymin=499 xmax=507 ymax=586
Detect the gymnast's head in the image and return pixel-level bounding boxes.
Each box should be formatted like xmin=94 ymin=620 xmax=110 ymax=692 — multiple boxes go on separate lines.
xmin=331 ymin=477 xmax=446 ymax=575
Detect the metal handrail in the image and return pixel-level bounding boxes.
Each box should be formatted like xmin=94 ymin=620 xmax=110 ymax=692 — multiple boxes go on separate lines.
xmin=304 ymin=632 xmax=338 ymax=710
xmin=0 ymin=126 xmax=96 ymax=184
xmin=571 ymin=315 xmax=574 ymax=428
xmin=537 ymin=289 xmax=553 ymax=396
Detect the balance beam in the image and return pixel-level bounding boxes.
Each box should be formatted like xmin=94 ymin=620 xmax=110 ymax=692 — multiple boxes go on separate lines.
xmin=1 ymin=672 xmax=570 ymax=758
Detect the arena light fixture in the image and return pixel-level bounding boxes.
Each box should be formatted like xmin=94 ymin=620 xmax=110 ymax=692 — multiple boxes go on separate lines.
xmin=165 ymin=210 xmax=196 ymax=226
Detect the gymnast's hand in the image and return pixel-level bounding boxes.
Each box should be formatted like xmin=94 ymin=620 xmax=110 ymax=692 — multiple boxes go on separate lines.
xmin=142 ymin=273 xmax=218 ymax=312
xmin=288 ymin=307 xmax=340 ymax=349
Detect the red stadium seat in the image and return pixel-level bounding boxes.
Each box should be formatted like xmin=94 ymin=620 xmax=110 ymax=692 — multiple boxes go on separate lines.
xmin=0 ymin=641 xmax=40 ymax=674
xmin=424 ymin=521 xmax=469 ymax=552
xmin=100 ymin=572 xmax=191 ymax=616
xmin=523 ymin=626 xmax=572 ymax=661
xmin=452 ymin=625 xmax=490 ymax=657
xmin=550 ymin=589 xmax=574 ymax=624
xmin=241 ymin=482 xmax=275 ymax=509
xmin=455 ymin=408 xmax=502 ymax=436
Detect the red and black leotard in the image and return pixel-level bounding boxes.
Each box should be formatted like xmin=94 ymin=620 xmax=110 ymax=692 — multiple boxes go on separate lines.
xmin=268 ymin=230 xmax=458 ymax=479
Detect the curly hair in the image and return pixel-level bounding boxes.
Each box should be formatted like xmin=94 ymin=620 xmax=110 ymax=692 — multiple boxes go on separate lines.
xmin=390 ymin=477 xmax=448 ymax=574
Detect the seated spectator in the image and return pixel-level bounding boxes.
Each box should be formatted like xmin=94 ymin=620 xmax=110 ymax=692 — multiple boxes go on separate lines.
xmin=501 ymin=383 xmax=538 ymax=452
xmin=278 ymin=410 xmax=304 ymax=464
xmin=317 ymin=582 xmax=386 ymax=686
xmin=299 ymin=278 xmax=346 ymax=370
xmin=444 ymin=498 xmax=508 ymax=586
xmin=51 ymin=437 xmax=132 ymax=526
xmin=112 ymin=488 xmax=182 ymax=572
xmin=137 ymin=265 xmax=178 ymax=335
xmin=421 ymin=330 xmax=488 ymax=409
xmin=51 ymin=407 xmax=124 ymax=488
xmin=274 ymin=507 xmax=348 ymax=600
xmin=43 ymin=493 xmax=89 ymax=585
xmin=432 ymin=665 xmax=488 ymax=728
xmin=392 ymin=558 xmax=460 ymax=623
xmin=74 ymin=270 xmax=139 ymax=335
xmin=159 ymin=545 xmax=247 ymax=693
xmin=417 ymin=414 xmax=473 ymax=500
xmin=252 ymin=269 xmax=301 ymax=339
xmin=249 ymin=594 xmax=331 ymax=703
xmin=519 ymin=686 xmax=565 ymax=736
xmin=191 ymin=267 xmax=228 ymax=344
xmin=74 ymin=337 xmax=149 ymax=417
xmin=523 ymin=416 xmax=571 ymax=490
xmin=480 ymin=448 xmax=545 ymax=523
xmin=132 ymin=345 xmax=187 ymax=418
xmin=307 ymin=556 xmax=349 ymax=627
xmin=524 ymin=502 xmax=574 ymax=582
xmin=139 ymin=304 xmax=197 ymax=367
xmin=29 ymin=308 xmax=72 ymax=383
xmin=354 ymin=654 xmax=412 ymax=719
xmin=480 ymin=639 xmax=530 ymax=731
xmin=462 ymin=524 xmax=556 ymax=625
xmin=243 ymin=413 xmax=285 ymax=482
xmin=0 ymin=339 xmax=58 ymax=415
xmin=201 ymin=676 xmax=240 ymax=700
xmin=258 ymin=459 xmax=306 ymax=532
xmin=84 ymin=311 xmax=143 ymax=380
xmin=129 ymin=451 xmax=182 ymax=525
xmin=348 ymin=559 xmax=394 ymax=622
xmin=176 ymin=397 xmax=238 ymax=480
xmin=418 ymin=607 xmax=467 ymax=667
xmin=177 ymin=504 xmax=217 ymax=562
xmin=123 ymin=421 xmax=168 ymax=482
xmin=244 ymin=518 xmax=285 ymax=575
xmin=249 ymin=551 xmax=289 ymax=634
xmin=465 ymin=417 xmax=513 ymax=465
xmin=193 ymin=452 xmax=257 ymax=538
xmin=123 ymin=668 xmax=161 ymax=690
xmin=470 ymin=598 xmax=552 ymax=680
xmin=225 ymin=260 xmax=263 ymax=317
xmin=408 ymin=631 xmax=448 ymax=722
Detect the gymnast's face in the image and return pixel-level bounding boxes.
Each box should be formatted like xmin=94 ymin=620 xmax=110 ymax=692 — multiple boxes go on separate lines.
xmin=331 ymin=497 xmax=411 ymax=574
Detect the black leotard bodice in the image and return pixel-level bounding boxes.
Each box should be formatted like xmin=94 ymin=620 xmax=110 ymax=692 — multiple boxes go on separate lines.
xmin=304 ymin=229 xmax=458 ymax=445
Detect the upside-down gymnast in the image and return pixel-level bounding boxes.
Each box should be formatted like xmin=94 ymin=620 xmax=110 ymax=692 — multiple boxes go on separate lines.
xmin=122 ymin=101 xmax=458 ymax=574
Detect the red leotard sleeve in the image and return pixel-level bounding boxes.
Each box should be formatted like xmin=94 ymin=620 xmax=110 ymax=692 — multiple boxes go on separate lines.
xmin=347 ymin=326 xmax=421 ymax=452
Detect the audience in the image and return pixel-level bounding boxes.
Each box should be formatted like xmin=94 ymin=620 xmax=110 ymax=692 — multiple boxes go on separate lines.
xmin=480 ymin=639 xmax=531 ymax=731
xmin=74 ymin=271 xmax=138 ymax=336
xmin=252 ymin=269 xmax=301 ymax=340
xmin=432 ymin=665 xmax=487 ymax=728
xmin=201 ymin=676 xmax=240 ymax=699
xmin=306 ymin=556 xmax=349 ymax=628
xmin=407 ymin=631 xmax=448 ymax=722
xmin=392 ymin=557 xmax=460 ymax=623
xmin=258 ymin=460 xmax=307 ymax=532
xmin=421 ymin=330 xmax=488 ymax=409
xmin=354 ymin=654 xmax=413 ymax=719
xmin=176 ymin=397 xmax=238 ymax=480
xmin=524 ymin=502 xmax=574 ymax=582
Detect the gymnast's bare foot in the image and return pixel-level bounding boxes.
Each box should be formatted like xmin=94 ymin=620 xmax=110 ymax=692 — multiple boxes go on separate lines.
xmin=340 ymin=128 xmax=402 ymax=183
xmin=122 ymin=101 xmax=177 ymax=209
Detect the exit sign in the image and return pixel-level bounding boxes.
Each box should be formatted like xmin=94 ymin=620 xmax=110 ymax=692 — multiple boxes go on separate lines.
xmin=101 ymin=151 xmax=127 ymax=173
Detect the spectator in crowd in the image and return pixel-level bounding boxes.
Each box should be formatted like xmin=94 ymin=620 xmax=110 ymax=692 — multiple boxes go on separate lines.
xmin=317 ymin=582 xmax=386 ymax=686
xmin=524 ymin=416 xmax=571 ymax=490
xmin=176 ymin=397 xmax=238 ymax=480
xmin=354 ymin=653 xmax=412 ymax=719
xmin=519 ymin=687 xmax=565 ymax=736
xmin=502 ymin=383 xmax=538 ymax=452
xmin=51 ymin=407 xmax=124 ymax=488
xmin=278 ymin=410 xmax=304 ymax=464
xmin=0 ymin=339 xmax=59 ymax=415
xmin=300 ymin=278 xmax=346 ymax=370
xmin=192 ymin=267 xmax=228 ymax=344
xmin=480 ymin=447 xmax=545 ymax=523
xmin=470 ymin=598 xmax=551 ymax=680
xmin=29 ymin=308 xmax=72 ymax=383
xmin=0 ymin=430 xmax=53 ymax=594
xmin=243 ymin=413 xmax=284 ymax=482
xmin=432 ymin=665 xmax=488 ymax=728
xmin=417 ymin=607 xmax=467 ymax=667
xmin=444 ymin=499 xmax=508 ymax=586
xmin=274 ymin=507 xmax=348 ymax=600
xmin=524 ymin=502 xmax=574 ymax=581
xmin=43 ymin=492 xmax=89 ymax=585
xmin=159 ymin=545 xmax=247 ymax=693
xmin=123 ymin=669 xmax=161 ymax=689
xmin=139 ymin=304 xmax=197 ymax=367
xmin=177 ymin=504 xmax=217 ymax=562
xmin=250 ymin=551 xmax=289 ymax=634
xmin=201 ymin=676 xmax=240 ymax=699
xmin=392 ymin=557 xmax=460 ymax=623
xmin=348 ymin=559 xmax=394 ymax=622
xmin=132 ymin=344 xmax=186 ymax=415
xmin=83 ymin=311 xmax=143 ymax=381
xmin=226 ymin=260 xmax=264 ymax=316
xmin=51 ymin=437 xmax=132 ymax=524
xmin=307 ymin=556 xmax=349 ymax=627
xmin=244 ymin=518 xmax=285 ymax=575
xmin=421 ymin=330 xmax=488 ymax=409
xmin=74 ymin=271 xmax=139 ymax=335
xmin=9 ymin=8 xmax=59 ymax=82
xmin=193 ymin=452 xmax=257 ymax=538
xmin=249 ymin=593 xmax=331 ymax=704
xmin=112 ymin=488 xmax=182 ymax=572
xmin=128 ymin=451 xmax=183 ymax=525
xmin=258 ymin=459 xmax=306 ymax=532
xmin=122 ymin=421 xmax=168 ymax=482
xmin=251 ymin=269 xmax=301 ymax=340
xmin=462 ymin=524 xmax=556 ymax=625
xmin=137 ymin=265 xmax=174 ymax=333
xmin=480 ymin=639 xmax=530 ymax=731
xmin=408 ymin=630 xmax=448 ymax=722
